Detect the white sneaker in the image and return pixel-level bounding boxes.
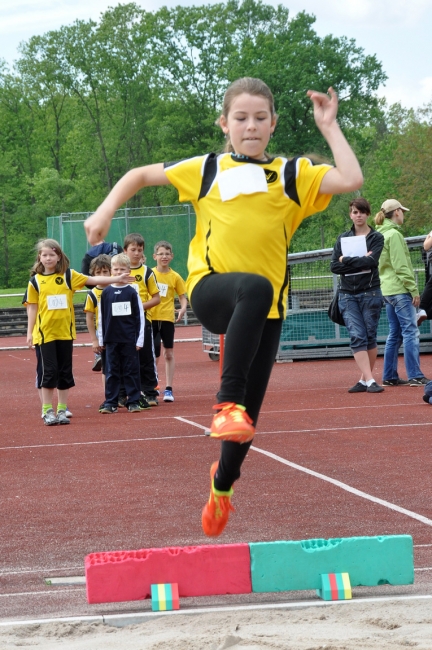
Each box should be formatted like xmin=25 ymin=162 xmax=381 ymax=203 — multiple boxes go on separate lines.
xmin=417 ymin=309 xmax=427 ymax=326
xmin=42 ymin=408 xmax=58 ymax=426
xmin=65 ymin=408 xmax=73 ymax=418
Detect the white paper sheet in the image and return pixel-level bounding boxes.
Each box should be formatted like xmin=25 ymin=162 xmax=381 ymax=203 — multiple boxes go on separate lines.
xmin=341 ymin=235 xmax=367 ymax=257
xmin=341 ymin=235 xmax=371 ymax=276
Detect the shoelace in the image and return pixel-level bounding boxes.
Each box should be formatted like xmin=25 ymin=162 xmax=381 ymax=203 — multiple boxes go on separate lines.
xmin=212 ymin=402 xmax=253 ymax=425
xmin=214 ymin=494 xmax=235 ymax=520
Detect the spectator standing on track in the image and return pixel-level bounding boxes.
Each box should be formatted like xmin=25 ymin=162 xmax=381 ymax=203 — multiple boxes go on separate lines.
xmin=83 ymin=254 xmax=112 ymax=401
xmin=123 ymin=233 xmax=160 ymax=409
xmin=151 ymin=240 xmax=188 ymax=403
xmin=84 ymin=77 xmax=363 ymax=537
xmin=98 ymin=253 xmax=144 ymax=414
xmin=375 ymin=199 xmax=430 ymax=387
xmin=330 ymin=198 xmax=384 ymax=393
xmin=81 ymin=239 xmax=122 ymax=278
xmin=26 ymin=239 xmax=133 ymax=426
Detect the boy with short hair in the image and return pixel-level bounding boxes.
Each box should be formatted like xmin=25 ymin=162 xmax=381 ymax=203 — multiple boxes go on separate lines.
xmin=98 ymin=253 xmax=144 ymax=413
xmin=151 ymin=241 xmax=188 ymax=402
xmin=84 ymin=254 xmax=112 ymax=374
xmin=123 ymin=233 xmax=160 ymax=407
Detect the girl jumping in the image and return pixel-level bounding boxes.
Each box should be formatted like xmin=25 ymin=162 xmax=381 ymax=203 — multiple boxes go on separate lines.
xmin=84 ymin=77 xmax=363 ymax=536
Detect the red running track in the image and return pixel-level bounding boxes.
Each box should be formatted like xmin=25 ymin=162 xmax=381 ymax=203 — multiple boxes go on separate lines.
xmin=1 ymin=332 xmax=432 ymax=620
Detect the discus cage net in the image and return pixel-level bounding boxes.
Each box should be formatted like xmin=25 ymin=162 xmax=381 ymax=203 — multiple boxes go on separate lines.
xmin=47 ymin=205 xmax=195 ymax=283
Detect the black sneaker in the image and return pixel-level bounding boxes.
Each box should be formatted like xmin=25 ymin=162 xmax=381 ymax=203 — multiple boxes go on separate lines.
xmin=117 ymin=396 xmax=127 ymax=408
xmin=348 ymin=382 xmax=367 ymax=393
xmin=92 ymin=354 xmax=102 ymax=372
xmin=409 ymin=377 xmax=431 ymax=386
xmin=127 ymin=403 xmax=141 ymax=413
xmin=139 ymin=393 xmax=151 ymax=410
xmin=100 ymin=405 xmax=118 ymax=414
xmin=382 ymin=378 xmax=409 ymax=386
xmin=367 ymin=381 xmax=384 ymax=393
xmin=422 ymin=395 xmax=431 ymax=404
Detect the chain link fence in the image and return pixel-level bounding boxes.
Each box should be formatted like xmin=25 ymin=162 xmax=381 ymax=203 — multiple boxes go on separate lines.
xmin=47 ymin=205 xmax=195 ymax=281
xmin=278 ymin=236 xmax=432 ymax=361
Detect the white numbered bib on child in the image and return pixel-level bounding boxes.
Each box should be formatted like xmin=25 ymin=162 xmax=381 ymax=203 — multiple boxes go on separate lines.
xmin=157 ymin=282 xmax=168 ymax=297
xmin=47 ymin=294 xmax=67 ymax=310
xmin=218 ymin=164 xmax=268 ymax=202
xmin=112 ymin=301 xmax=131 ymax=316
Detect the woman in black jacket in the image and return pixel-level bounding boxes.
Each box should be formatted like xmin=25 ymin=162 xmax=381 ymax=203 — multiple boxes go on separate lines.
xmin=330 ymin=198 xmax=385 ymax=393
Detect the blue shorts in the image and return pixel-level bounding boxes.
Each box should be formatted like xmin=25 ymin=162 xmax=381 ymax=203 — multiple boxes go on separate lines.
xmin=338 ymin=289 xmax=383 ymax=353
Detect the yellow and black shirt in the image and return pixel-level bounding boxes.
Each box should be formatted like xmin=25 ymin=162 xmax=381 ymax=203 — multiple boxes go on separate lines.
xmin=164 ymin=153 xmax=332 ymax=318
xmin=150 ymin=268 xmax=187 ymax=323
xmin=129 ymin=264 xmax=160 ymax=322
xmin=27 ymin=269 xmax=88 ymax=344
xmin=83 ymin=286 xmax=104 ymax=331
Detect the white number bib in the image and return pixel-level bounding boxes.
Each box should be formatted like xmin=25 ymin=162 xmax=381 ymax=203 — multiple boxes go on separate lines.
xmin=218 ymin=164 xmax=268 ymax=202
xmin=112 ymin=301 xmax=131 ymax=316
xmin=47 ymin=294 xmax=67 ymax=310
xmin=157 ymin=282 xmax=168 ymax=297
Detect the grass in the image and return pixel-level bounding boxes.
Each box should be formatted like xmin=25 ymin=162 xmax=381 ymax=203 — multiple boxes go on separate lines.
xmin=0 ymin=287 xmax=87 ymax=309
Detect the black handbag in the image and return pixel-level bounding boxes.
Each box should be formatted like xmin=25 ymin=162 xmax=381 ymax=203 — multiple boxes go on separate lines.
xmin=328 ymin=289 xmax=345 ymax=326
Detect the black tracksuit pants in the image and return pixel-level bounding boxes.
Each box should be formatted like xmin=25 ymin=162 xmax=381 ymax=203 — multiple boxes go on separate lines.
xmin=191 ymin=273 xmax=282 ymax=491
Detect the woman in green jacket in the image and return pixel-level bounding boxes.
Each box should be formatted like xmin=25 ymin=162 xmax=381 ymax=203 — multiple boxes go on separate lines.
xmin=375 ymin=199 xmax=429 ymax=386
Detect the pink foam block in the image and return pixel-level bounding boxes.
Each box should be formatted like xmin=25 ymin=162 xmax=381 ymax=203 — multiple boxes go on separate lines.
xmin=85 ymin=544 xmax=251 ymax=604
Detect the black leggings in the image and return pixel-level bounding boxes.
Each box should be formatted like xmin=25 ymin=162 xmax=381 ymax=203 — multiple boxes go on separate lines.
xmin=191 ymin=273 xmax=283 ymax=491
xmin=420 ymin=275 xmax=432 ymax=318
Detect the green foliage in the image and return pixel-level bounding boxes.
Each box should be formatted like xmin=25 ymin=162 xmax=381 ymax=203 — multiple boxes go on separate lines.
xmin=1 ymin=0 xmax=425 ymax=286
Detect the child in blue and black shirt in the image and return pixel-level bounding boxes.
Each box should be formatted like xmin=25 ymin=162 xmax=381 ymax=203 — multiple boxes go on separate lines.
xmin=98 ymin=253 xmax=144 ymax=413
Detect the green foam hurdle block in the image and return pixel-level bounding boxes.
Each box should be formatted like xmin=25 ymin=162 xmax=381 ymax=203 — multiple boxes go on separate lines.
xmin=318 ymin=572 xmax=352 ymax=600
xmin=151 ymin=583 xmax=179 ymax=611
xmin=250 ymin=535 xmax=413 ymax=593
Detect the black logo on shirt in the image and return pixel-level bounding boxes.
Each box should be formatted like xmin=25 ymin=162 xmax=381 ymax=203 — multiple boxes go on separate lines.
xmin=55 ymin=277 xmax=64 ymax=285
xmin=135 ymin=274 xmax=142 ymax=282
xmin=264 ymin=169 xmax=278 ymax=184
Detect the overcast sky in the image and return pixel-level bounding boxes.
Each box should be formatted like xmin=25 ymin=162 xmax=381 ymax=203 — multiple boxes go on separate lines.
xmin=0 ymin=0 xmax=431 ymax=110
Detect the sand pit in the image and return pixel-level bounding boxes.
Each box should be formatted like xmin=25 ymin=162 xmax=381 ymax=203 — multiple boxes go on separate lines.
xmin=1 ymin=598 xmax=432 ymax=649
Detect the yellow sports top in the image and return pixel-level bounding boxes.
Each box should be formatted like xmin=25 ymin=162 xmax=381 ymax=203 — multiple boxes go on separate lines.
xmin=130 ymin=264 xmax=159 ymax=322
xmin=83 ymin=286 xmax=104 ymax=330
xmin=27 ymin=269 xmax=88 ymax=344
xmin=164 ymin=153 xmax=332 ymax=318
xmin=150 ymin=268 xmax=187 ymax=322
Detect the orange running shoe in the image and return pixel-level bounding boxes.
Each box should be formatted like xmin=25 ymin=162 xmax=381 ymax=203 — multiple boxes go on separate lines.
xmin=209 ymin=402 xmax=255 ymax=443
xmin=202 ymin=462 xmax=234 ymax=537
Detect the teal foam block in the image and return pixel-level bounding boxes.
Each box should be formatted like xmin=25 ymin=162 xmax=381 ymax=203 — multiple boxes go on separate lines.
xmin=250 ymin=535 xmax=413 ymax=593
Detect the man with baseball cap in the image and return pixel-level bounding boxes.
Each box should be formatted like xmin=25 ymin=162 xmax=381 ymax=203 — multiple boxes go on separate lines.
xmin=375 ymin=199 xmax=430 ymax=387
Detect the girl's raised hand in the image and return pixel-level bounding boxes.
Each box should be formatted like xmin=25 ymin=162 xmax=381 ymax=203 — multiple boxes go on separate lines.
xmin=306 ymin=87 xmax=338 ymax=131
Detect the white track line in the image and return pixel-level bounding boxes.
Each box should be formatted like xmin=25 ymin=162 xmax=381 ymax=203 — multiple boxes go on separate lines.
xmin=251 ymin=446 xmax=432 ymax=527
xmin=0 ymin=338 xmax=202 ymax=352
xmin=4 ymin=418 xmax=432 ymax=453
xmin=0 ymin=588 xmax=83 ymax=598
xmin=175 ymin=417 xmax=208 ymax=430
xmin=1 ymin=595 xmax=432 ymax=627
xmin=177 ymin=417 xmax=432 ymax=529
xmin=0 ymin=567 xmax=83 ymax=576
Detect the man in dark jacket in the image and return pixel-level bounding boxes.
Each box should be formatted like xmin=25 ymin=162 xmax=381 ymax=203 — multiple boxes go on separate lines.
xmin=330 ymin=198 xmax=385 ymax=393
xmin=81 ymin=240 xmax=123 ymax=276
